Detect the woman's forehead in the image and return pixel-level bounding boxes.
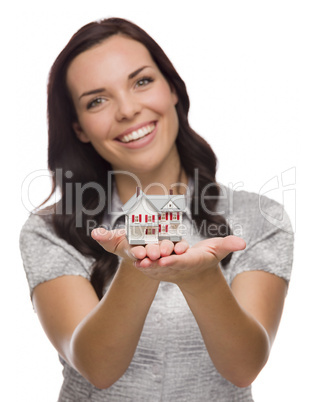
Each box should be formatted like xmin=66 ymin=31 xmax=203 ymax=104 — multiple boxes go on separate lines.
xmin=66 ymin=36 xmax=156 ymax=92
xmin=70 ymin=36 xmax=153 ymax=73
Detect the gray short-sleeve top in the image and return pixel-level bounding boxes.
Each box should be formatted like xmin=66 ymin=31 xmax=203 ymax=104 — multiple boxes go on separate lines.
xmin=20 ymin=185 xmax=294 ymax=402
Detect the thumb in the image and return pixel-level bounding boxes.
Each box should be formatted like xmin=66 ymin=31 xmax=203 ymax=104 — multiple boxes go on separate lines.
xmin=210 ymin=235 xmax=246 ymax=262
xmin=91 ymin=227 xmax=127 ymax=256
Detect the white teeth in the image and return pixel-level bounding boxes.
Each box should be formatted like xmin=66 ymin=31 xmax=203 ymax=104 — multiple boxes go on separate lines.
xmin=120 ymin=123 xmax=155 ymax=143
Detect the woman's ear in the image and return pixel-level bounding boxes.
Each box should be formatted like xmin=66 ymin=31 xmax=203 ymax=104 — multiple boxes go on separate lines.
xmin=72 ymin=122 xmax=90 ymax=143
xmin=172 ymin=91 xmax=178 ymax=106
xmin=170 ymin=85 xmax=179 ymax=106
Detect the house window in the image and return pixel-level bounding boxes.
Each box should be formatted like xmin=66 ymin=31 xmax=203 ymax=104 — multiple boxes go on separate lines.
xmin=160 ymin=212 xmax=166 ymax=220
xmin=131 ymin=215 xmax=143 ymax=223
xmin=161 ymin=224 xmax=168 ymax=233
xmin=172 ymin=212 xmax=179 ymax=220
xmin=146 ymin=228 xmax=156 ymax=235
xmin=145 ymin=215 xmax=155 ymax=222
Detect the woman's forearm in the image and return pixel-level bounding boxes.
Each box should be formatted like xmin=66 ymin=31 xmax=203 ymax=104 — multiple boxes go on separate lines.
xmin=179 ymin=266 xmax=270 ymax=388
xmin=69 ymin=261 xmax=160 ymax=389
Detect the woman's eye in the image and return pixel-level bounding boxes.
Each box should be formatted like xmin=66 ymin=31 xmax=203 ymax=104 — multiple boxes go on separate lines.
xmin=135 ymin=77 xmax=154 ymax=88
xmin=87 ymin=97 xmax=105 ymax=109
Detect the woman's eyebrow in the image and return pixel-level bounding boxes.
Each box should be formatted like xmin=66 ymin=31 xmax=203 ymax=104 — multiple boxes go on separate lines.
xmin=79 ymin=88 xmax=105 ymax=100
xmin=78 ymin=66 xmax=151 ymax=99
xmin=128 ymin=65 xmax=151 ymax=79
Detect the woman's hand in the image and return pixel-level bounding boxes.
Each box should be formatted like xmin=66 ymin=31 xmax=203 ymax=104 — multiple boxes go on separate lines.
xmin=91 ymin=227 xmax=189 ymax=265
xmin=91 ymin=227 xmax=142 ymax=262
xmin=134 ymin=236 xmax=246 ymax=286
xmin=92 ymin=228 xmax=245 ymax=287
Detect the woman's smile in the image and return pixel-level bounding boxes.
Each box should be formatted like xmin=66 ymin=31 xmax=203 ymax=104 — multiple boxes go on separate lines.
xmin=117 ymin=121 xmax=156 ymax=144
xmin=115 ymin=121 xmax=157 ymax=148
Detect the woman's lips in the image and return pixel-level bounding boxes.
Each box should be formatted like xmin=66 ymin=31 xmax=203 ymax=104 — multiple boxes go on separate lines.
xmin=115 ymin=121 xmax=157 ymax=149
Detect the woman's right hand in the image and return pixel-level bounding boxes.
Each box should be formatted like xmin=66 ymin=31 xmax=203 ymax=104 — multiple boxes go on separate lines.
xmin=91 ymin=227 xmax=144 ymax=262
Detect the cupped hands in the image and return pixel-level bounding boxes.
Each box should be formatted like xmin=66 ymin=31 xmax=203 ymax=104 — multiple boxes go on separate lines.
xmin=91 ymin=227 xmax=246 ymax=286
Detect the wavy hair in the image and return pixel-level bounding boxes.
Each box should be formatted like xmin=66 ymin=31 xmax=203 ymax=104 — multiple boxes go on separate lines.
xmin=45 ymin=17 xmax=231 ymax=299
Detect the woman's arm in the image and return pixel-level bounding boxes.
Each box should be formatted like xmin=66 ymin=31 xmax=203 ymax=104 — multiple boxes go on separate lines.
xmin=32 ymin=229 xmax=165 ymax=389
xmin=179 ymin=266 xmax=287 ymax=388
xmin=134 ymin=236 xmax=287 ymax=387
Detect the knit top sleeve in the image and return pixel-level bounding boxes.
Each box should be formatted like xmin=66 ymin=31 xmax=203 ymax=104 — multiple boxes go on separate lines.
xmin=20 ymin=213 xmax=94 ymax=298
xmin=223 ymin=190 xmax=294 ymax=285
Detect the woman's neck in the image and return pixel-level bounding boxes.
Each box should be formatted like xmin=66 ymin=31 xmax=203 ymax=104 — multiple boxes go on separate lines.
xmin=113 ymin=151 xmax=188 ymax=204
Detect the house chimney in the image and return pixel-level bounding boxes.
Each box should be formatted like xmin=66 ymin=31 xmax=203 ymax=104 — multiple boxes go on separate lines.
xmin=169 ymin=188 xmax=173 ymax=195
xmin=136 ymin=186 xmax=141 ymax=197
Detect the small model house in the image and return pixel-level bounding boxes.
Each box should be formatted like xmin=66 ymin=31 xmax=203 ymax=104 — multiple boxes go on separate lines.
xmin=122 ymin=187 xmax=186 ymax=245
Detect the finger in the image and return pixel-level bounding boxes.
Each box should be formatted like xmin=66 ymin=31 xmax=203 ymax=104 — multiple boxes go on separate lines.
xmin=159 ymin=236 xmax=246 ymax=268
xmin=208 ymin=235 xmax=246 ymax=261
xmin=130 ymin=245 xmax=147 ymax=260
xmin=91 ymin=227 xmax=112 ymax=242
xmin=135 ymin=257 xmax=155 ymax=269
xmin=156 ymin=252 xmax=187 ymax=269
xmin=174 ymin=239 xmax=189 ymax=255
xmin=223 ymin=235 xmax=246 ymax=251
xmin=91 ymin=227 xmax=127 ymax=256
xmin=160 ymin=240 xmax=174 ymax=257
xmin=145 ymin=243 xmax=161 ymax=261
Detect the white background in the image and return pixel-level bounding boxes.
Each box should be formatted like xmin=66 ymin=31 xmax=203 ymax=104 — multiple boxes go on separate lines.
xmin=2 ymin=1 xmax=316 ymax=401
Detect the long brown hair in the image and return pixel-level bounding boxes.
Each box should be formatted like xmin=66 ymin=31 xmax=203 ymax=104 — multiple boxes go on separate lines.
xmin=45 ymin=17 xmax=231 ymax=299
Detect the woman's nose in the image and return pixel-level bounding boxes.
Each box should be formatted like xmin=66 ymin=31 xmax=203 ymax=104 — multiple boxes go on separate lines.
xmin=115 ymin=93 xmax=142 ymax=121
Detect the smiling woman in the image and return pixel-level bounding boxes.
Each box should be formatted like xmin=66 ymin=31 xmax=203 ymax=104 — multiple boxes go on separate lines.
xmin=19 ymin=17 xmax=293 ymax=402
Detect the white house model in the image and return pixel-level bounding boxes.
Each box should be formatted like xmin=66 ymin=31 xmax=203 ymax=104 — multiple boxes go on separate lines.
xmin=122 ymin=187 xmax=186 ymax=245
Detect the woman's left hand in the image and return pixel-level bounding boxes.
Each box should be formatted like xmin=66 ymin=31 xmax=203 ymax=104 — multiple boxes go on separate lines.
xmin=134 ymin=236 xmax=246 ymax=286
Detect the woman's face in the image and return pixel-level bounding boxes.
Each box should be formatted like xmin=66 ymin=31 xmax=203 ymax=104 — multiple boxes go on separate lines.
xmin=67 ymin=35 xmax=179 ymax=174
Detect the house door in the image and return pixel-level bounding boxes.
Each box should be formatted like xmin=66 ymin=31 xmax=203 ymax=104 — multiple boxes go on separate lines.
xmin=145 ymin=228 xmax=158 ymax=242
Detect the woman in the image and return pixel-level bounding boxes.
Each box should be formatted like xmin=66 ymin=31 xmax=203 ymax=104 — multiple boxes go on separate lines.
xmin=20 ymin=17 xmax=293 ymax=401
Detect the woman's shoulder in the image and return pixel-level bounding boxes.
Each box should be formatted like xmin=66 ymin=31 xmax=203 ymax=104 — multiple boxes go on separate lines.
xmin=217 ymin=185 xmax=293 ymax=236
xmin=20 ymin=211 xmax=64 ymax=249
xmin=217 ymin=186 xmax=294 ymax=283
xmin=20 ymin=211 xmax=94 ymax=270
xmin=20 ymin=212 xmax=94 ymax=296
xmin=21 ymin=211 xmax=54 ymax=233
xmin=217 ymin=184 xmax=284 ymax=213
